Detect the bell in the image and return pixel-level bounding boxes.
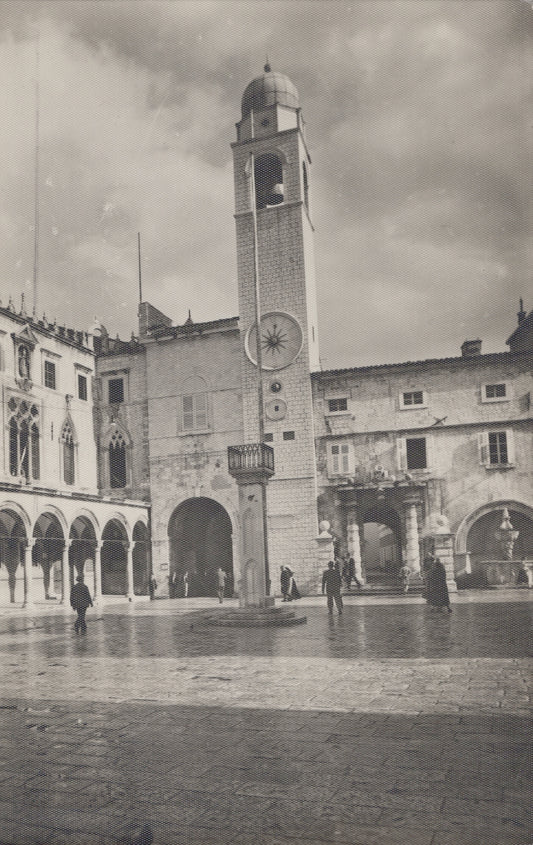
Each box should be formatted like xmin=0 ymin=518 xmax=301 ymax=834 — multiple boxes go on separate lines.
xmin=266 ymin=183 xmax=284 ymax=205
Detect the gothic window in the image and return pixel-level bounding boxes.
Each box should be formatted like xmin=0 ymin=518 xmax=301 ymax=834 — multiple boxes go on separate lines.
xmin=61 ymin=420 xmax=75 ymax=485
xmin=8 ymin=398 xmax=40 ymax=481
xmin=109 ymin=431 xmax=127 ymax=488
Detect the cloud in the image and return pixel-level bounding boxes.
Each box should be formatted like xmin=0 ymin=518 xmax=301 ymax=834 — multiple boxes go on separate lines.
xmin=0 ymin=0 xmax=531 ymax=367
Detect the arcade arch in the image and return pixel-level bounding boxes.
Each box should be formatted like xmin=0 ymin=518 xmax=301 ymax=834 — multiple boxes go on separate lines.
xmin=361 ymin=506 xmax=402 ymax=581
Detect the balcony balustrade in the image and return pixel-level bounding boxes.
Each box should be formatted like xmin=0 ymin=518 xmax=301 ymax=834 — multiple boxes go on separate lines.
xmin=227 ymin=442 xmax=275 ymax=479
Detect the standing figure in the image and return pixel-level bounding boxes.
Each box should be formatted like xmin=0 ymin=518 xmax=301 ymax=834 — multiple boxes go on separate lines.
xmin=148 ymin=572 xmax=157 ymax=600
xmin=398 ymin=563 xmax=412 ymax=593
xmin=426 ymin=557 xmax=452 ymax=613
xmin=280 ymin=566 xmax=293 ymax=602
xmin=183 ymin=570 xmax=189 ymax=597
xmin=216 ymin=567 xmax=227 ymax=603
xmin=322 ymin=560 xmax=343 ymax=615
xmin=344 ymin=556 xmax=362 ymax=590
xmin=70 ymin=575 xmax=94 ymax=634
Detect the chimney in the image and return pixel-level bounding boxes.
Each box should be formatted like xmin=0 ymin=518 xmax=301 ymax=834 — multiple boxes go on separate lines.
xmin=517 ymin=297 xmax=526 ymax=325
xmin=461 ymin=339 xmax=482 ymax=357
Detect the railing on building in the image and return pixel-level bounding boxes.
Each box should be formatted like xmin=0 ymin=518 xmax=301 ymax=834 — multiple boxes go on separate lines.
xmin=227 ymin=442 xmax=275 ymax=477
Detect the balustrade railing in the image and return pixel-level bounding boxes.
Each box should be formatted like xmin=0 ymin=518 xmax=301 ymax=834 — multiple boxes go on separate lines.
xmin=227 ymin=442 xmax=275 ymax=476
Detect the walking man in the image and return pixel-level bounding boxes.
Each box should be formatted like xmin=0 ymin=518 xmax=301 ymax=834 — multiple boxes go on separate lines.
xmin=322 ymin=560 xmax=343 ymax=615
xmin=70 ymin=575 xmax=93 ymax=635
xmin=216 ymin=567 xmax=227 ymax=603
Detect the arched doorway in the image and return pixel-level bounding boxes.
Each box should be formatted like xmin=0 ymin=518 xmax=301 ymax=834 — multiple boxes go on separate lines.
xmin=69 ymin=516 xmax=97 ymax=588
xmin=361 ymin=506 xmax=402 ymax=583
xmin=133 ymin=521 xmax=149 ymax=596
xmin=168 ymin=498 xmax=233 ymax=597
xmin=0 ymin=508 xmax=28 ymax=603
xmin=33 ymin=513 xmax=65 ymax=600
xmin=101 ymin=519 xmax=128 ymax=595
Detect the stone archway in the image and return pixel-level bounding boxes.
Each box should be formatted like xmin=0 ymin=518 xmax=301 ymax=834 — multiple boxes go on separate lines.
xmin=101 ymin=519 xmax=128 ymax=595
xmin=0 ymin=507 xmax=29 ymax=603
xmin=168 ymin=498 xmax=233 ymax=597
xmin=361 ymin=506 xmax=402 ymax=582
xmin=69 ymin=515 xmax=98 ymax=588
xmin=461 ymin=504 xmax=533 ymax=575
xmin=33 ymin=512 xmax=66 ymax=601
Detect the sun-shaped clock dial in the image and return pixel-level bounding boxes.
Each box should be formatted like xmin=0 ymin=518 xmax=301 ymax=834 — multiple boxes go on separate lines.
xmin=245 ymin=312 xmax=303 ymax=371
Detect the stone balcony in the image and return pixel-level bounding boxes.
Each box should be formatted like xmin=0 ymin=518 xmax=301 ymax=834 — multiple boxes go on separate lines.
xmin=227 ymin=442 xmax=275 ymax=480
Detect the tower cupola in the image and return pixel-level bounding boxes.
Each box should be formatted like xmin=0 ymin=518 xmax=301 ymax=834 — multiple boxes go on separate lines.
xmin=236 ymin=64 xmax=303 ymax=144
xmin=241 ymin=64 xmax=299 ymax=119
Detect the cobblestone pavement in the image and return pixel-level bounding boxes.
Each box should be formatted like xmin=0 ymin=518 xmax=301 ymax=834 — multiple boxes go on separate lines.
xmin=0 ymin=591 xmax=531 ymax=845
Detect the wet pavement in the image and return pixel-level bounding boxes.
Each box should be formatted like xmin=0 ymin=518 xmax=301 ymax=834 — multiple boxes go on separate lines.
xmin=0 ymin=591 xmax=531 ymax=845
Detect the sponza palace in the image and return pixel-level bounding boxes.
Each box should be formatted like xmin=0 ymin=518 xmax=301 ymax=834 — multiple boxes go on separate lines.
xmin=1 ymin=66 xmax=532 ymax=606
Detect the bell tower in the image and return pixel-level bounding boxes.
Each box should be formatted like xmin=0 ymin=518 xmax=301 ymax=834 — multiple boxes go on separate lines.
xmin=232 ymin=65 xmax=320 ymax=592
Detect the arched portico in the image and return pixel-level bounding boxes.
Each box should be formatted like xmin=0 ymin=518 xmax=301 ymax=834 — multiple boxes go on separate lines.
xmin=168 ymin=497 xmax=234 ymax=597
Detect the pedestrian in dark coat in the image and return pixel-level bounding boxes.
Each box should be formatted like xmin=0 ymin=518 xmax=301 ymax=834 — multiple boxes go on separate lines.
xmin=280 ymin=566 xmax=293 ymax=602
xmin=70 ymin=575 xmax=94 ymax=634
xmin=322 ymin=560 xmax=343 ymax=615
xmin=426 ymin=557 xmax=452 ymax=613
xmin=148 ymin=573 xmax=157 ymax=600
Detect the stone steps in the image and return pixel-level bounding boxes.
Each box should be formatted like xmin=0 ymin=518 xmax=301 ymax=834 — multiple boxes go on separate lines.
xmin=198 ymin=605 xmax=308 ymax=627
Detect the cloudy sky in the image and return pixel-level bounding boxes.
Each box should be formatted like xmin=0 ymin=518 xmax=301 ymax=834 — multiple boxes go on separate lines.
xmin=1 ymin=0 xmax=531 ymax=368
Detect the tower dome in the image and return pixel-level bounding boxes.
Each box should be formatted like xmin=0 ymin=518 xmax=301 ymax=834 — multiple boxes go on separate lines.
xmin=241 ymin=64 xmax=299 ymax=119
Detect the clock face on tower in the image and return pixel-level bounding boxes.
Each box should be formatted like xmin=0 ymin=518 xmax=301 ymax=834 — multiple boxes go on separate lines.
xmin=245 ymin=311 xmax=303 ymax=371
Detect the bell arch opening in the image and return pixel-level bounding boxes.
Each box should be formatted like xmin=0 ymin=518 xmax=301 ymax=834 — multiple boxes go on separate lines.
xmin=168 ymin=498 xmax=233 ymax=598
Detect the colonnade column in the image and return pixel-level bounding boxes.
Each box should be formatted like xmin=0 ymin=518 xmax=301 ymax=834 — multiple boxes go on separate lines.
xmin=346 ymin=510 xmax=364 ymax=584
xmin=404 ymin=497 xmax=421 ymax=575
xmin=93 ymin=542 xmax=103 ymax=605
xmin=60 ymin=540 xmax=72 ymax=605
xmin=22 ymin=539 xmax=35 ymax=609
xmin=126 ymin=541 xmax=135 ymax=601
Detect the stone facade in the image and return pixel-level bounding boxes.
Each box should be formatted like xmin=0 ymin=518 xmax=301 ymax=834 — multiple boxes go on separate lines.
xmin=0 ymin=305 xmax=149 ymax=606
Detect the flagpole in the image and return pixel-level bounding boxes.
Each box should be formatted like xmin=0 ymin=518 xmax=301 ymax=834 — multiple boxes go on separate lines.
xmin=32 ymin=35 xmax=41 ymax=319
xmin=248 ymin=144 xmax=271 ymax=596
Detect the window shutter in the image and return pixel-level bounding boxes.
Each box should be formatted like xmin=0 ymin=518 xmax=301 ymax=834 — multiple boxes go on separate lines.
xmin=425 ymin=434 xmax=433 ymax=470
xmin=183 ymin=395 xmax=194 ymax=431
xmin=478 ymin=431 xmax=489 ymax=465
xmin=195 ymin=393 xmax=208 ymax=429
xmin=328 ymin=444 xmax=340 ymax=475
xmin=396 ymin=437 xmax=407 ymax=471
xmin=505 ymin=429 xmax=515 ymax=465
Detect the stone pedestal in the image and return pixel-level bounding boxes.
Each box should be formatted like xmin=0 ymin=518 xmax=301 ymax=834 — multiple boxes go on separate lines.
xmin=433 ymin=532 xmax=457 ymax=592
xmin=315 ymin=521 xmax=335 ymax=593
xmin=228 ymin=443 xmax=275 ymax=609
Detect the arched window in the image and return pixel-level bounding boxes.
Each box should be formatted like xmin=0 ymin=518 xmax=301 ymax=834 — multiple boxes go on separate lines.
xmin=61 ymin=420 xmax=75 ymax=486
xmin=8 ymin=398 xmax=40 ymax=481
xmin=109 ymin=431 xmax=127 ymax=489
xmin=254 ymin=153 xmax=284 ymax=209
